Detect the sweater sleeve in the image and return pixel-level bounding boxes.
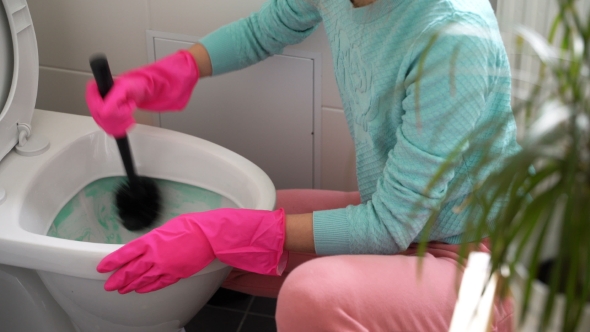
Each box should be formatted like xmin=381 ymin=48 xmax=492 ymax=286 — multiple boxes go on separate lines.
xmin=199 ymin=0 xmax=322 ymax=76
xmin=314 ymin=16 xmax=501 ymax=255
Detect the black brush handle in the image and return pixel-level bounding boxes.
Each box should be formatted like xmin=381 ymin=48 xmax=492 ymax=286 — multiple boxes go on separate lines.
xmin=89 ymin=54 xmax=139 ymax=185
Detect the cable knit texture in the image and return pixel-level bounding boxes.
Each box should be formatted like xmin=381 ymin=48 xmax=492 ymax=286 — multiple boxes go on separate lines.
xmin=200 ymin=0 xmax=520 ymax=255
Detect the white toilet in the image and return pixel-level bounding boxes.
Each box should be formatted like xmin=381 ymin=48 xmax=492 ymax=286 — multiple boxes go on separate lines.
xmin=0 ymin=1 xmax=276 ymax=331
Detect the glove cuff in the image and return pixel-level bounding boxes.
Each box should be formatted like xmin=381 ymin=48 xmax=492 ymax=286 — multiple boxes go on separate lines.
xmin=202 ymin=208 xmax=289 ymax=276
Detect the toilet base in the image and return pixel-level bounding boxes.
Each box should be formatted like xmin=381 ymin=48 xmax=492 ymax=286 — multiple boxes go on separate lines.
xmin=38 ymin=266 xmax=231 ymax=332
xmin=0 ymin=264 xmax=76 ymax=332
xmin=0 ymin=263 xmax=214 ymax=332
xmin=71 ymin=323 xmax=187 ymax=332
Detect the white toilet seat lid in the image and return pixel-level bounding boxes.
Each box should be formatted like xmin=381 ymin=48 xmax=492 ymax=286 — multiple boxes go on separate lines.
xmin=0 ymin=0 xmax=38 ymax=163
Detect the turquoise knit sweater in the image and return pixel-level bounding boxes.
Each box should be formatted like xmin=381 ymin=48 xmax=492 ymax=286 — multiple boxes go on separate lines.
xmin=200 ymin=0 xmax=520 ymax=255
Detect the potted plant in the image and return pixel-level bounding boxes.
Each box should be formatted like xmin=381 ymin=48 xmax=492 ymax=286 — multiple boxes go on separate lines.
xmin=419 ymin=0 xmax=590 ymax=330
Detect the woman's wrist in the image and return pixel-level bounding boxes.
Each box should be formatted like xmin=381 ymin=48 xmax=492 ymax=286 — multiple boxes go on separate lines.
xmin=188 ymin=43 xmax=213 ymax=77
xmin=284 ymin=213 xmax=315 ymax=253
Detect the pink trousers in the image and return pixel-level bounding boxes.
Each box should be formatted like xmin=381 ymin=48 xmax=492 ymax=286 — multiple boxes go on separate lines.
xmin=221 ymin=189 xmax=513 ymax=332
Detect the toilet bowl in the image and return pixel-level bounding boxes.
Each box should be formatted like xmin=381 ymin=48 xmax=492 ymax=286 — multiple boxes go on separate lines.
xmin=0 ymin=1 xmax=276 ymax=331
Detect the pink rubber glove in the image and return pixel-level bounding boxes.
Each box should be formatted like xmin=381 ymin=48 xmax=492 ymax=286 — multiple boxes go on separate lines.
xmin=97 ymin=208 xmax=288 ymax=294
xmin=86 ymin=50 xmax=199 ymax=138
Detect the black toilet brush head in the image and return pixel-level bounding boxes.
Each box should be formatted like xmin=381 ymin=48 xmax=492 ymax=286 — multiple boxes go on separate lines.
xmin=90 ymin=53 xmax=162 ymax=231
xmin=115 ymin=176 xmax=162 ymax=231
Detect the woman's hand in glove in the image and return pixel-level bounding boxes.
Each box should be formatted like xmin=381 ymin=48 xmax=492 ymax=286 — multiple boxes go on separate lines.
xmin=97 ymin=208 xmax=288 ymax=294
xmin=85 ymin=49 xmax=199 ymax=138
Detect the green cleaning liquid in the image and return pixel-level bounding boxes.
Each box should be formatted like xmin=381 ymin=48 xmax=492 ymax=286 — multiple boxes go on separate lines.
xmin=47 ymin=176 xmax=238 ymax=244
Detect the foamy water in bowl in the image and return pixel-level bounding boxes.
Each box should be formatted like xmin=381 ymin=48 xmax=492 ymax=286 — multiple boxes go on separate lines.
xmin=47 ymin=177 xmax=238 ymax=244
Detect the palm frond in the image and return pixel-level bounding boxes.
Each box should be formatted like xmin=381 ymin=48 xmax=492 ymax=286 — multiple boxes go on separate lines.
xmin=416 ymin=0 xmax=590 ymax=330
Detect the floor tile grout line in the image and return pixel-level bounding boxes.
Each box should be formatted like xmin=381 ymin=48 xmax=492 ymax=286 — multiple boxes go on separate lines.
xmin=205 ymin=304 xmax=276 ymax=319
xmin=235 ymin=296 xmax=255 ymax=332
xmin=205 ymin=304 xmax=249 ymax=313
xmin=244 ymin=296 xmax=256 ymax=315
xmin=246 ymin=312 xmax=276 ymax=319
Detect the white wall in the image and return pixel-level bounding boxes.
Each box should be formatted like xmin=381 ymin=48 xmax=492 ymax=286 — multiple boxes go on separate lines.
xmin=496 ymin=0 xmax=590 ymax=138
xmin=27 ymin=0 xmax=358 ymax=192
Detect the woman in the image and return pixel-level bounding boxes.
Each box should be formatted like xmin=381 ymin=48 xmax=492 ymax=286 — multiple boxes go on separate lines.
xmin=87 ymin=0 xmax=516 ymax=330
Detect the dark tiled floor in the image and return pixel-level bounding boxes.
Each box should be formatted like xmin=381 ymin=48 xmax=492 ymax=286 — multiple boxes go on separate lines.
xmin=185 ymin=288 xmax=278 ymax=332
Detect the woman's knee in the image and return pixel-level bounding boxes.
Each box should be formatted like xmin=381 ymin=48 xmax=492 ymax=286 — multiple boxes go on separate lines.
xmin=275 ymin=258 xmax=341 ymax=330
xmin=276 ymin=257 xmax=331 ymax=310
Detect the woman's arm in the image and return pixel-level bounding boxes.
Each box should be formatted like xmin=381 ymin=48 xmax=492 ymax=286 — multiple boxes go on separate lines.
xmin=284 ymin=213 xmax=315 ymax=253
xmin=188 ymin=43 xmax=212 ymax=78
xmin=313 ymin=18 xmax=513 ymax=256
xmin=195 ymin=0 xmax=321 ymax=77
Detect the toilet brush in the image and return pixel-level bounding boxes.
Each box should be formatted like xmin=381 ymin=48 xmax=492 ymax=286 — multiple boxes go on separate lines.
xmin=89 ymin=54 xmax=162 ymax=231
